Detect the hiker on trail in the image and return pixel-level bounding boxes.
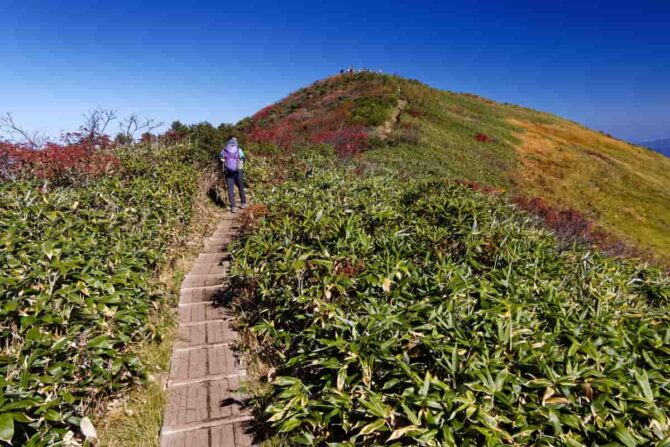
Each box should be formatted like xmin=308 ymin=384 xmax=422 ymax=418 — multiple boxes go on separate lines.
xmin=220 ymin=137 xmax=247 ymax=213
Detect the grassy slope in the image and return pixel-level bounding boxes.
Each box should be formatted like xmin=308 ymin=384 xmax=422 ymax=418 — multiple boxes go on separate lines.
xmin=232 ymin=75 xmax=670 ymax=445
xmin=369 ymin=76 xmax=670 ymax=256
xmin=232 ymin=154 xmax=670 ymax=446
xmin=245 ymin=73 xmax=670 ymax=258
xmin=508 ymin=117 xmax=670 ymax=255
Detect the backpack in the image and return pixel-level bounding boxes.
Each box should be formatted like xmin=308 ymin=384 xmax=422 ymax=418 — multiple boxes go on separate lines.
xmin=223 ymin=147 xmax=241 ymax=172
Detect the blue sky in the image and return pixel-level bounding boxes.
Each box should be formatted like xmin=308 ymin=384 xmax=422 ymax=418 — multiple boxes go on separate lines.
xmin=1 ymin=0 xmax=669 ymax=142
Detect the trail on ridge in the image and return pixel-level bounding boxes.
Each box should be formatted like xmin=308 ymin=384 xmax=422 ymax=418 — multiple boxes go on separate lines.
xmin=375 ymin=95 xmax=407 ymax=141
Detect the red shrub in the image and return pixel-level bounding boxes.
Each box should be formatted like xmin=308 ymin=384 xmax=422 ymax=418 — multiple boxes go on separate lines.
xmin=407 ymin=108 xmax=423 ymax=118
xmin=285 ymin=109 xmax=310 ymax=123
xmin=60 ymin=132 xmax=113 ymax=149
xmin=251 ymin=105 xmax=275 ymax=122
xmin=513 ymin=196 xmax=593 ymax=244
xmin=248 ymin=121 xmax=301 ymax=148
xmin=140 ymin=133 xmax=157 ymax=144
xmin=456 ymin=179 xmax=503 ymax=195
xmin=320 ymin=89 xmax=347 ymax=104
xmin=0 ymin=141 xmax=121 ymax=184
xmin=160 ymin=130 xmax=185 ymax=144
xmin=475 ymin=133 xmax=490 ymax=142
xmin=302 ymin=102 xmax=353 ymax=133
xmin=456 ymin=182 xmax=642 ymax=259
xmin=311 ymin=126 xmax=369 ymax=157
xmin=238 ymin=203 xmax=271 ymax=231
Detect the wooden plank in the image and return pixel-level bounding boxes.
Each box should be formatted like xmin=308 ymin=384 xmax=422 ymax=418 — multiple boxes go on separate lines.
xmin=190 ymin=263 xmax=227 ymax=275
xmin=169 ymin=371 xmax=246 ymax=388
xmin=188 ymin=348 xmax=207 ymax=379
xmin=169 ymin=350 xmax=189 ymax=381
xmin=207 ymin=320 xmax=236 ymax=344
xmin=207 ymin=305 xmax=231 ymax=321
xmin=160 ymin=431 xmax=185 ymax=447
xmin=209 ymin=345 xmax=238 ymax=376
xmin=181 ymin=274 xmax=226 ymax=289
xmin=209 ymin=378 xmax=251 ymax=420
xmin=194 ymin=253 xmax=228 ymax=264
xmin=164 ymin=385 xmax=187 ymax=427
xmin=161 ymin=215 xmax=255 ymax=446
xmin=185 ymin=381 xmax=208 ymax=425
xmin=210 ymin=424 xmax=235 ymax=447
xmin=179 ymin=287 xmax=220 ymax=304
xmin=175 ymin=324 xmax=207 ymax=348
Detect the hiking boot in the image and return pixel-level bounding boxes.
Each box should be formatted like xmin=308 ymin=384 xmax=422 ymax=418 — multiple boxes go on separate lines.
xmin=240 ymin=203 xmax=248 ymax=209
xmin=230 ymin=206 xmax=236 ymax=213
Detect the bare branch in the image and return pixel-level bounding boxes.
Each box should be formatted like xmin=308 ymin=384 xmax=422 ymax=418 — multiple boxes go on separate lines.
xmin=118 ymin=113 xmax=164 ymax=140
xmin=80 ymin=107 xmax=117 ymax=141
xmin=0 ymin=113 xmax=47 ymax=148
xmin=119 ymin=113 xmax=140 ymax=139
xmin=145 ymin=118 xmax=164 ymax=133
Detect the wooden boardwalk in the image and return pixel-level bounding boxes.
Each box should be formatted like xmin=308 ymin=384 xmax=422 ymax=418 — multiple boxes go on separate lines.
xmin=160 ymin=214 xmax=255 ymax=447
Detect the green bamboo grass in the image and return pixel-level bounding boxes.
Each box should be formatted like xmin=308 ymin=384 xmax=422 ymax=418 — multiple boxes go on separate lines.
xmin=231 ymin=164 xmax=670 ymax=446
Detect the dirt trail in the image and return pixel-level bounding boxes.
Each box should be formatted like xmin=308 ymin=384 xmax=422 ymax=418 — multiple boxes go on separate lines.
xmin=376 ymin=95 xmax=407 ymax=140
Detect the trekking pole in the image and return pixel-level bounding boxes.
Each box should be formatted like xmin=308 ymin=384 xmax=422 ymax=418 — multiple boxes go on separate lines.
xmin=219 ymin=158 xmax=229 ymax=208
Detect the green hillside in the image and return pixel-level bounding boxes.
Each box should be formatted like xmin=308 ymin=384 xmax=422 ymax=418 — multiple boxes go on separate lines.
xmin=239 ymin=72 xmax=670 ymax=260
xmin=233 ymin=159 xmax=670 ymax=446
xmin=1 ymin=72 xmax=669 ymax=445
xmin=227 ymin=73 xmax=670 ymax=446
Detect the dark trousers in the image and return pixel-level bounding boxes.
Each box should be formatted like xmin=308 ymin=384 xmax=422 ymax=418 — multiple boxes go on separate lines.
xmin=225 ymin=169 xmax=246 ymax=208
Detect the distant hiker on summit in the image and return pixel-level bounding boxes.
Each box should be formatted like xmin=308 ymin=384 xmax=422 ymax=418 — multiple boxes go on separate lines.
xmin=220 ymin=137 xmax=247 ymax=213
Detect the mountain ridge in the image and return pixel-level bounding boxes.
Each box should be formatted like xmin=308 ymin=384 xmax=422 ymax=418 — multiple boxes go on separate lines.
xmin=639 ymin=138 xmax=670 ymax=157
xmin=238 ymin=72 xmax=670 ymax=260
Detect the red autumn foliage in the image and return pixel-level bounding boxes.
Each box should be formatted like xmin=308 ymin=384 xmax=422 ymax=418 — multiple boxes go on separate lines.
xmin=512 ymin=196 xmax=594 ymax=244
xmin=302 ymin=103 xmax=352 ymax=132
xmin=320 ymin=89 xmax=347 ymax=104
xmin=239 ymin=203 xmax=271 ymax=231
xmin=248 ymin=118 xmax=370 ymax=157
xmin=242 ymin=73 xmax=396 ymax=158
xmin=455 ymin=179 xmax=503 ymax=195
xmin=140 ymin=133 xmax=157 ymax=144
xmin=334 ymin=259 xmax=365 ymax=278
xmin=511 ymin=196 xmax=643 ymax=258
xmin=455 ymin=181 xmax=642 ymax=259
xmin=251 ymin=105 xmax=275 ymax=122
xmin=248 ymin=122 xmax=301 ymax=148
xmin=311 ymin=126 xmax=369 ymax=157
xmin=407 ymin=108 xmax=423 ymax=118
xmin=160 ymin=129 xmax=185 ymax=144
xmin=59 ymin=132 xmax=114 ymax=149
xmin=475 ymin=133 xmax=491 ymax=142
xmin=0 ymin=141 xmax=121 ymax=184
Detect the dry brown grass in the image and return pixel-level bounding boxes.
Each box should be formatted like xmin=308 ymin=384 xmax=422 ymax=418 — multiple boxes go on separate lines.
xmin=510 ymin=118 xmax=670 ymax=258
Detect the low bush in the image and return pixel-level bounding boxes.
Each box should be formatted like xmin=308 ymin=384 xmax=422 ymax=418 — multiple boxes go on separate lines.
xmin=348 ymin=96 xmax=397 ymax=127
xmin=0 ymin=141 xmax=121 ymax=186
xmin=311 ymin=126 xmax=369 ymax=158
xmin=0 ymin=144 xmax=201 ymax=445
xmin=232 ymin=168 xmax=670 ymax=446
xmin=511 ymin=196 xmax=643 ymax=260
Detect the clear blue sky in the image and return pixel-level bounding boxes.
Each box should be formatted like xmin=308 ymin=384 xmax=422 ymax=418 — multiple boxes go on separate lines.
xmin=1 ymin=0 xmax=668 ymax=142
